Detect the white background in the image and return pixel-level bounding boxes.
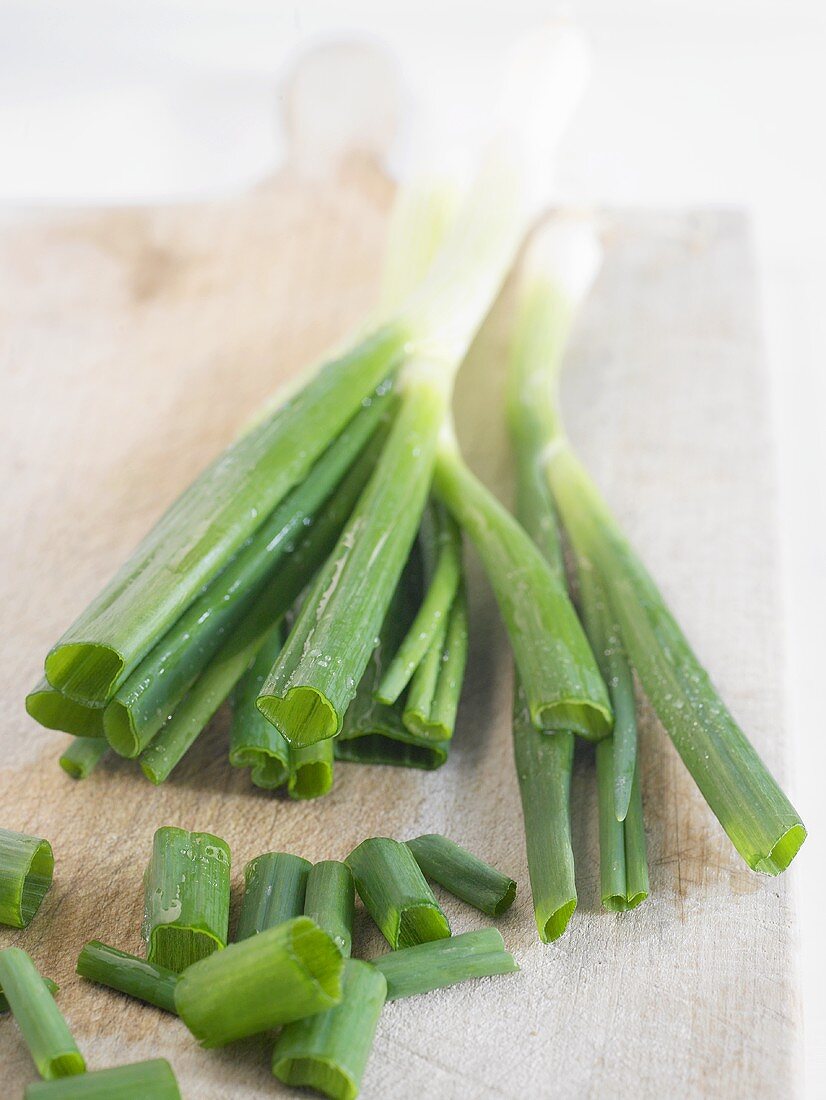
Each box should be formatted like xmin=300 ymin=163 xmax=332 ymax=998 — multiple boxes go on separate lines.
xmin=1 ymin=1 xmax=823 ymax=1091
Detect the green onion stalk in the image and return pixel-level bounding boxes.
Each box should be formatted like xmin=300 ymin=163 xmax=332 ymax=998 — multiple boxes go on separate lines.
xmin=510 ymin=215 xmax=805 ymax=876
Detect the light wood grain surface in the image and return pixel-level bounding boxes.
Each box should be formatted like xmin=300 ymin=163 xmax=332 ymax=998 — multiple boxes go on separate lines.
xmin=0 ymin=161 xmax=800 ymax=1097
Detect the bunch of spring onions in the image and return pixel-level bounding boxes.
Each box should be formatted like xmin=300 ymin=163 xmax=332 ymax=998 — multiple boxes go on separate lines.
xmin=26 ymin=26 xmax=600 ymax=802
xmin=503 ymin=215 xmax=806 ymax=940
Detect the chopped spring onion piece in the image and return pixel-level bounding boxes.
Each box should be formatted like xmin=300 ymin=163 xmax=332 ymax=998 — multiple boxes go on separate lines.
xmin=257 ymin=135 xmax=536 ymax=751
xmin=236 ymin=852 xmax=311 ymax=940
xmin=174 ymin=916 xmax=344 ymax=1047
xmin=26 ymin=680 xmax=104 ymax=738
xmin=512 ymin=685 xmax=577 ymax=942
xmin=23 ymin=1059 xmax=181 ymax=1099
xmin=289 ymin=740 xmax=335 ymax=801
xmin=229 ymin=624 xmax=288 ymax=789
xmin=142 ymin=827 xmax=230 ymax=972
xmin=44 ymin=325 xmax=409 ymax=708
xmin=140 ymin=430 xmax=383 ymax=785
xmin=303 ymin=861 xmax=356 ymax=958
xmin=433 ymin=436 xmax=612 ymax=738
xmin=376 ymin=503 xmax=462 ymax=704
xmin=59 ymin=737 xmax=109 ymax=780
xmin=374 ymin=928 xmax=518 ymax=1001
xmin=1 ymin=978 xmax=58 ymax=1014
xmin=76 ymin=942 xmax=178 ymax=1013
xmin=596 ymin=741 xmax=648 ymax=911
xmin=272 ymin=959 xmax=386 ymax=1100
xmin=517 ymin=215 xmax=806 ymax=874
xmin=257 ymin=371 xmax=448 ymax=747
xmin=346 ymin=837 xmax=450 ymax=949
xmin=0 ymin=948 xmax=85 ymax=1079
xmin=405 ymin=834 xmax=516 ymax=917
xmin=0 ymin=827 xmax=53 ymax=928
xmin=402 ymin=585 xmax=468 ymax=742
xmin=103 ymin=393 xmax=389 ymax=759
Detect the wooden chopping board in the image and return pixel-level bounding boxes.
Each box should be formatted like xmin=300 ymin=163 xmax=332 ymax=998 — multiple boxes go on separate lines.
xmin=0 ymin=158 xmax=801 ymax=1097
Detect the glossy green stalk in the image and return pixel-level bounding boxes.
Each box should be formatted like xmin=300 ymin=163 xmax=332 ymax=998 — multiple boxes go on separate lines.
xmin=59 ymin=737 xmax=109 ymax=780
xmin=346 ymin=837 xmax=450 ymax=949
xmin=26 ymin=681 xmax=104 ymax=738
xmin=272 ymin=959 xmax=386 ymax=1100
xmin=513 ymin=219 xmax=806 ymax=874
xmin=0 ymin=948 xmax=85 ymax=1079
xmin=44 ymin=326 xmax=408 ymax=707
xmin=236 ymin=852 xmax=311 ymax=940
xmin=512 ymin=683 xmax=577 ymax=942
xmin=377 ymin=503 xmax=462 ymax=704
xmin=288 ymin=739 xmax=335 ymax=800
xmin=140 ymin=436 xmax=381 ymax=784
xmin=1 ymin=978 xmax=58 ymax=1014
xmin=374 ymin=928 xmax=518 ymax=1001
xmin=104 ymin=394 xmax=389 ymax=758
xmin=403 ymin=586 xmax=468 ymax=741
xmin=434 ymin=439 xmax=612 ymax=738
xmin=76 ymin=942 xmax=177 ymax=1013
xmin=406 ymin=834 xmax=516 ymax=917
xmin=24 ymin=1059 xmax=180 ymax=1099
xmin=596 ymin=740 xmax=649 ymax=911
xmin=304 ymin=861 xmax=355 ymax=958
xmin=142 ymin=827 xmax=231 ymax=972
xmin=258 ymin=370 xmax=449 ymax=747
xmin=174 ymin=916 xmax=344 ymax=1047
xmin=0 ymin=827 xmax=53 ymax=928
xmin=229 ymin=624 xmax=288 ymax=789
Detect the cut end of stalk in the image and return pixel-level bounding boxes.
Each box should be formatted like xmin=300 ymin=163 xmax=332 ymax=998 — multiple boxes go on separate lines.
xmin=273 ymin=1056 xmax=358 ymax=1100
xmin=289 ymin=759 xmax=335 ymax=801
xmin=258 ymin=687 xmax=340 ymax=747
xmin=491 ymin=880 xmax=518 ymax=917
xmin=148 ymin=927 xmax=224 ymax=974
xmin=752 ymin=823 xmax=807 ymax=876
xmin=401 ymin=710 xmax=451 ymax=744
xmin=335 ymin=734 xmax=447 ymax=771
xmin=45 ymin=642 xmax=124 ymax=706
xmin=396 ymin=904 xmax=451 ymax=949
xmin=102 ymin=700 xmax=142 ymax=758
xmin=25 ymin=685 xmax=104 ymax=738
xmin=533 ymin=698 xmax=612 ymax=740
xmin=538 ymin=899 xmax=576 ymax=943
xmin=289 ymin=917 xmax=346 ymax=1003
xmin=602 ymin=891 xmax=648 ymax=913
xmin=19 ymin=839 xmax=54 ymax=928
xmin=43 ymin=1052 xmax=86 ymax=1080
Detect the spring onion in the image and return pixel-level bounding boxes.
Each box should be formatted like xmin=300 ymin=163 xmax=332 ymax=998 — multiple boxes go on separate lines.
xmin=174 ymin=916 xmax=343 ymax=1047
xmin=303 ymin=860 xmax=356 ymax=958
xmin=346 ymin=838 xmax=450 ymax=949
xmin=376 ymin=503 xmax=462 ymax=704
xmin=229 ymin=623 xmax=288 ymax=788
xmin=236 ymin=852 xmax=311 ymax=939
xmin=402 ymin=585 xmax=468 ymax=742
xmin=23 ymin=1059 xmax=180 ymax=1099
xmin=0 ymin=948 xmax=85 ymax=1079
xmin=103 ymin=393 xmax=389 ymax=759
xmin=405 ymin=834 xmax=516 ymax=917
xmin=58 ymin=737 xmax=109 ymax=780
xmin=374 ymin=928 xmax=518 ymax=1001
xmin=44 ymin=324 xmax=408 ymax=708
xmin=596 ymin=741 xmax=648 ymax=910
xmin=0 ymin=827 xmax=53 ymax=928
xmin=511 ymin=685 xmax=577 ymax=941
xmin=512 ymin=215 xmax=806 ymax=875
xmin=76 ymin=942 xmax=178 ymax=1013
xmin=26 ymin=680 xmax=104 ymax=738
xmin=272 ymin=959 xmax=386 ymax=1100
xmin=1 ymin=978 xmax=58 ymax=1014
xmin=142 ymin=827 xmax=230 ymax=971
xmin=289 ymin=739 xmax=336 ymax=800
xmin=139 ymin=427 xmax=382 ymax=786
